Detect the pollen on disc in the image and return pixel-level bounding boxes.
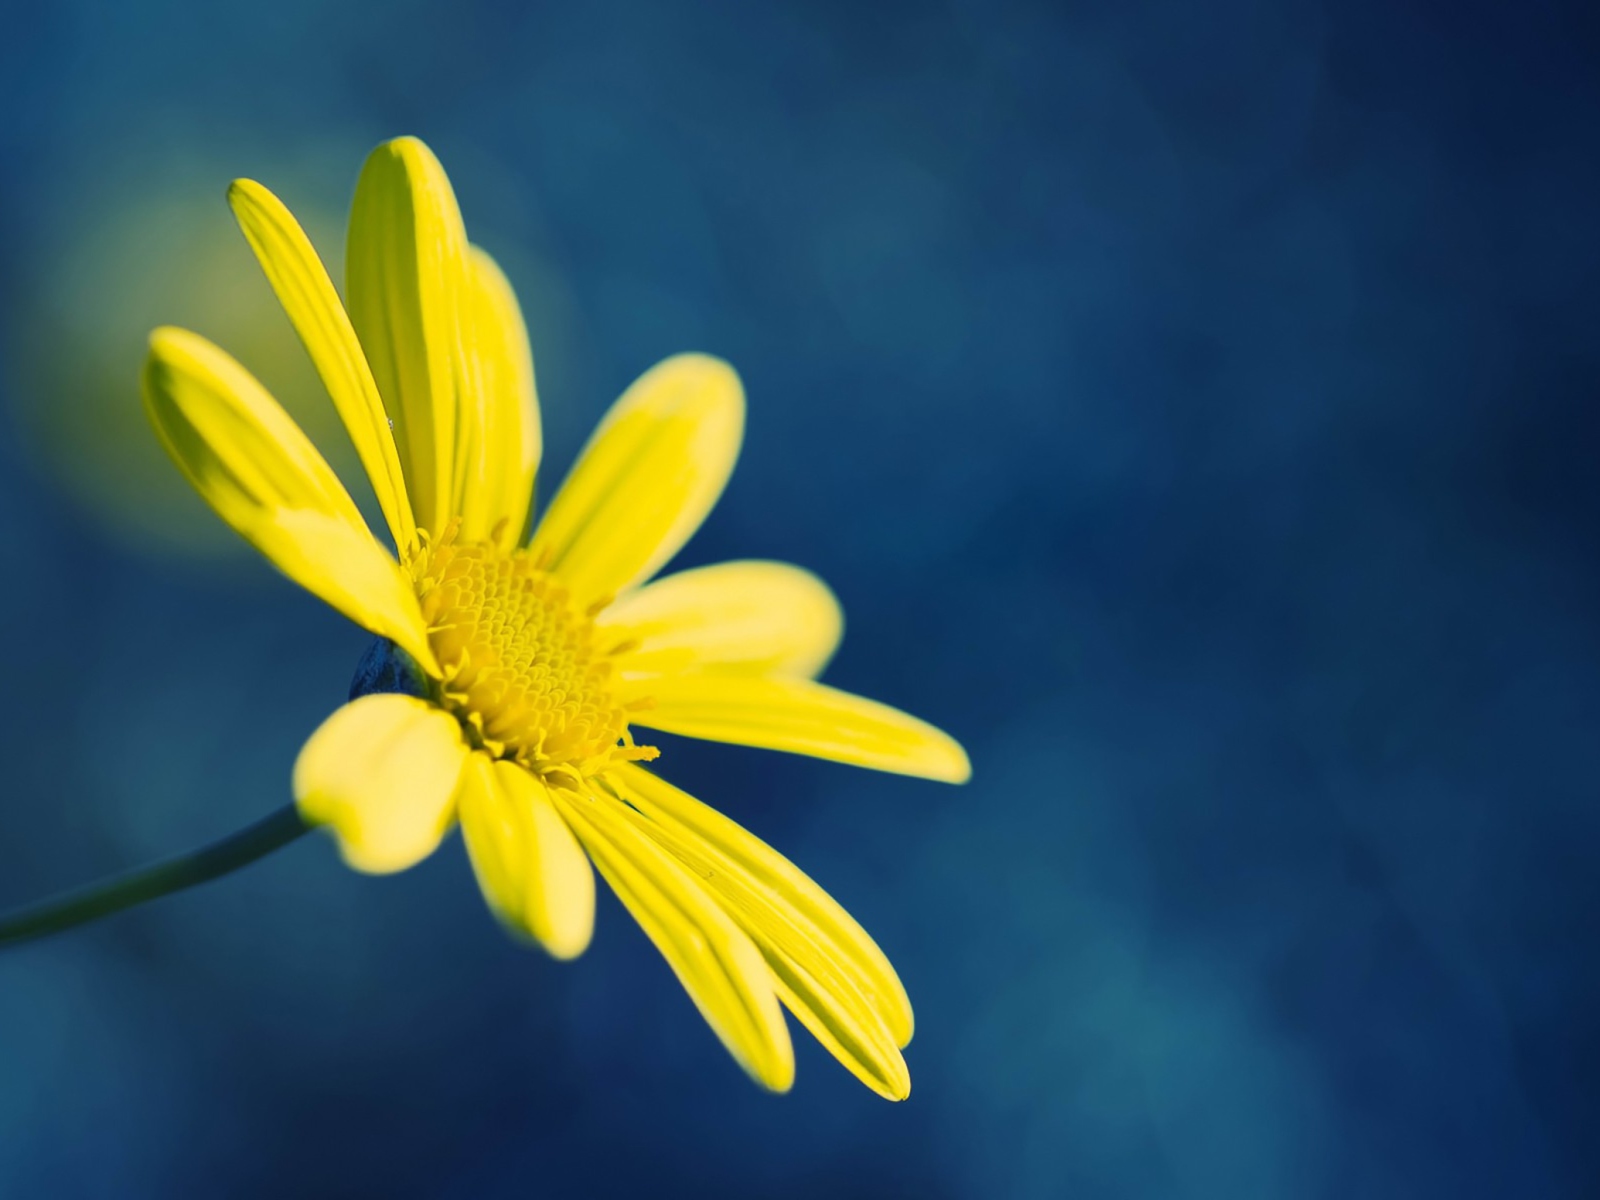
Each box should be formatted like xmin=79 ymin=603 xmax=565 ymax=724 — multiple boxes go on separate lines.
xmin=406 ymin=521 xmax=656 ymax=781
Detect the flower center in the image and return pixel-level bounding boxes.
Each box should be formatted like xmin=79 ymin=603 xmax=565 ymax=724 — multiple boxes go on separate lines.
xmin=406 ymin=521 xmax=656 ymax=783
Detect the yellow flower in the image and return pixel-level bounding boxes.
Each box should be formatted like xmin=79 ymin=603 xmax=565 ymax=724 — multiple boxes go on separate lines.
xmin=141 ymin=136 xmax=968 ymax=1099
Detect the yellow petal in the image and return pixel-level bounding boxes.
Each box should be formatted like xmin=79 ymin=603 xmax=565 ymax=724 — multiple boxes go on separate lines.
xmin=553 ymin=788 xmax=793 ymax=1092
xmin=635 ymin=676 xmax=970 ymax=783
xmin=293 ymin=694 xmax=469 ymax=874
xmin=765 ymin=958 xmax=909 ymax=1100
xmin=598 ymin=560 xmax=842 ymax=678
xmin=603 ymin=766 xmax=911 ymax=1098
xmin=346 ymin=136 xmax=475 ymax=535
xmin=458 ymin=756 xmax=594 ymax=959
xmin=609 ymin=764 xmax=910 ymax=1041
xmin=226 ymin=177 xmax=416 ymax=549
xmin=142 ymin=327 xmax=437 ymax=672
xmin=530 ymin=354 xmax=744 ymax=604
xmin=457 ymin=246 xmax=541 ymax=549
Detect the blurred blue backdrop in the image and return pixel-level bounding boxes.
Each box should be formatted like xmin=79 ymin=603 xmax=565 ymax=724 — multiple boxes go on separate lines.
xmin=1 ymin=0 xmax=1598 ymax=1196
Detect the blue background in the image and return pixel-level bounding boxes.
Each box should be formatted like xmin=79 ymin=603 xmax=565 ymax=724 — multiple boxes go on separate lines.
xmin=1 ymin=0 xmax=1598 ymax=1196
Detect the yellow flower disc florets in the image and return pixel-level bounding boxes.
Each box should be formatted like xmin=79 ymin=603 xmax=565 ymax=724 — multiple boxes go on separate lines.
xmin=407 ymin=521 xmax=656 ymax=782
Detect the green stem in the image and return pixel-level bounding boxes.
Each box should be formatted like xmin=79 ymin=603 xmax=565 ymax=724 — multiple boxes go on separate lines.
xmin=0 ymin=805 xmax=310 ymax=948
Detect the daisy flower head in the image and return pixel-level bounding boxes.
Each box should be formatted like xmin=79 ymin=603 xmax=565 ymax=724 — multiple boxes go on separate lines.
xmin=140 ymin=137 xmax=969 ymax=1099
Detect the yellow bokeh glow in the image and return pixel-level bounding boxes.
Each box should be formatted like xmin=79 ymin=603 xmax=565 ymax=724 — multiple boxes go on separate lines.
xmin=9 ymin=163 xmax=367 ymax=558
